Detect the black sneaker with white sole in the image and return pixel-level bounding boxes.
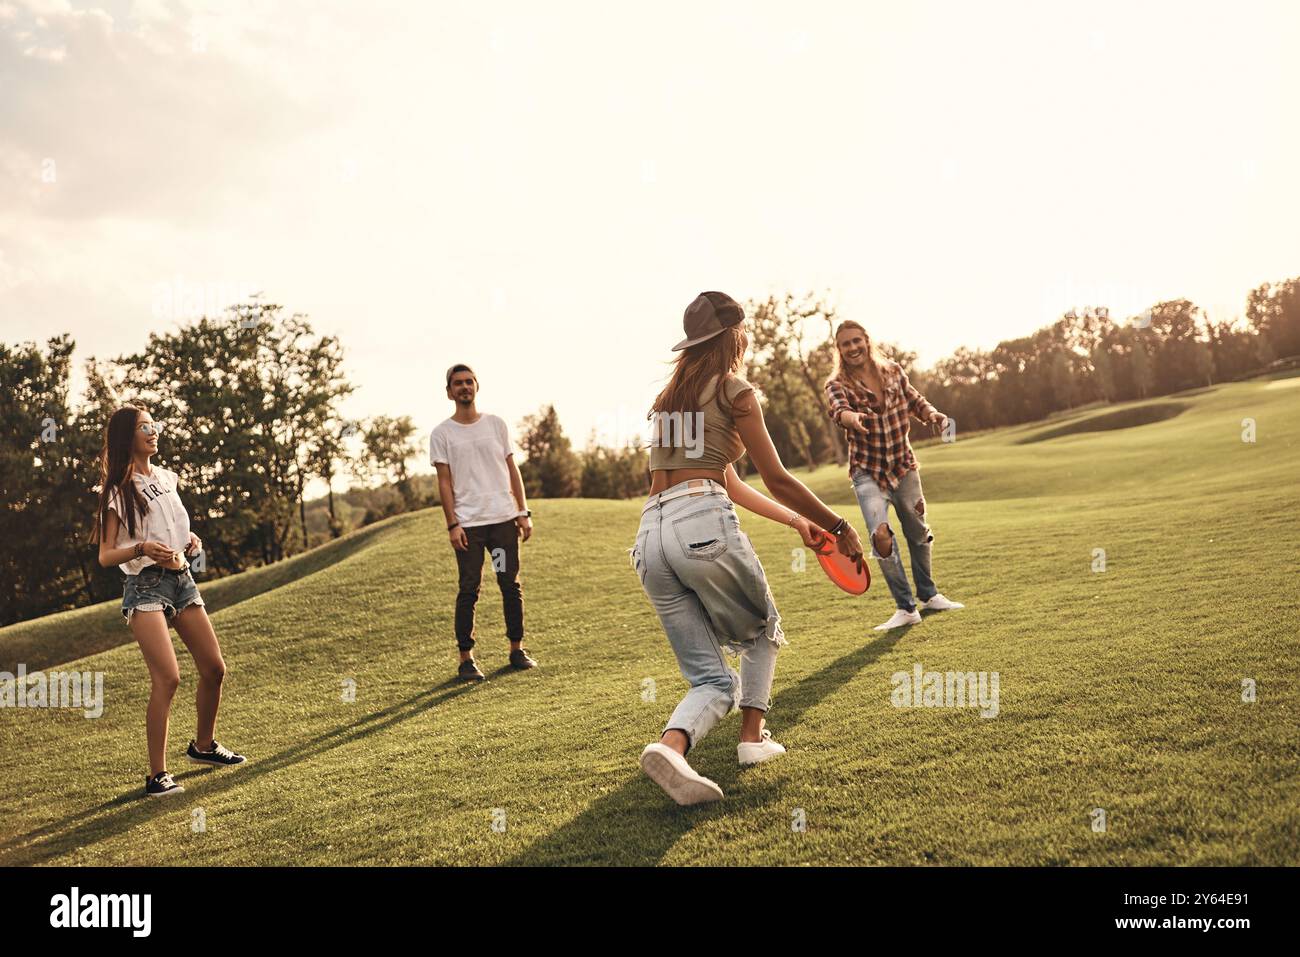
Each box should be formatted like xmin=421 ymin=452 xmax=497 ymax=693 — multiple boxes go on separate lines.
xmin=145 ymin=770 xmax=184 ymax=798
xmin=186 ymin=739 xmax=246 ymax=767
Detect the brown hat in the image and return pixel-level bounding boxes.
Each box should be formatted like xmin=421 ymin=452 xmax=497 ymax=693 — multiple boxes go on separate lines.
xmin=671 ymin=292 xmax=746 ymax=351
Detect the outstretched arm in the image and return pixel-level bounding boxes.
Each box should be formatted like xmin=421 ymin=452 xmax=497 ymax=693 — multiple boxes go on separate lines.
xmin=722 ymin=463 xmax=823 ymax=548
xmin=732 ymin=391 xmax=864 ymax=558
xmin=901 ymin=369 xmax=943 ymax=427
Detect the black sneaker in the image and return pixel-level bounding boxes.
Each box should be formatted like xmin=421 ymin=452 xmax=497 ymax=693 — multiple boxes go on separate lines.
xmin=457 ymin=658 xmax=486 ymax=682
xmin=509 ymin=648 xmax=538 ymax=670
xmin=145 ymin=770 xmax=184 ymax=798
xmin=186 ymin=739 xmax=246 ymax=767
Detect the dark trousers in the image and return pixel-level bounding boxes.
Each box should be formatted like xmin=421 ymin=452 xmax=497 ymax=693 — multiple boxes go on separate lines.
xmin=454 ymin=520 xmax=524 ymax=652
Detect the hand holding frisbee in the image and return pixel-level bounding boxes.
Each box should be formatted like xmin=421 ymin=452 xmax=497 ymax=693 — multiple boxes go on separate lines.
xmin=811 ymin=529 xmax=869 ymax=595
xmin=793 ymin=517 xmax=868 ymax=595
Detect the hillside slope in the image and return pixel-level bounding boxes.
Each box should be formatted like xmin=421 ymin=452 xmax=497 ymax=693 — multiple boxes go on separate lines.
xmin=1 ymin=377 xmax=1296 ymax=865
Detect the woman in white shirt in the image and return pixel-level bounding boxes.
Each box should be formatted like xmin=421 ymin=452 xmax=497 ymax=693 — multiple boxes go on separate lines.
xmin=93 ymin=405 xmax=246 ymax=798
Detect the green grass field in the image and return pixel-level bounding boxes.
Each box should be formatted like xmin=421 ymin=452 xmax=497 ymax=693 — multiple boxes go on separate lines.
xmin=2 ymin=377 xmax=1297 ymax=866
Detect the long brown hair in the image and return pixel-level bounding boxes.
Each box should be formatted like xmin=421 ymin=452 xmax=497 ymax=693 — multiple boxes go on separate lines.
xmin=827 ymin=319 xmax=891 ymax=390
xmin=649 ymin=324 xmax=751 ymax=423
xmin=92 ymin=405 xmax=149 ymax=543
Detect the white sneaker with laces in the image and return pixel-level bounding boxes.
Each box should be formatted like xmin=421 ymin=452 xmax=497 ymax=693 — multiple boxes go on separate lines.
xmin=874 ymin=608 xmax=923 ymax=631
xmin=922 ymin=594 xmax=965 ymax=611
xmin=737 ymin=728 xmax=786 ymax=766
xmin=640 ymin=743 xmax=724 ymax=805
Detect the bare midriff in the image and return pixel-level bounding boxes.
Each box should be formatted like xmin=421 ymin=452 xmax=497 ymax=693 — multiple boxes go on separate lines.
xmin=647 ymin=467 xmax=727 ymax=496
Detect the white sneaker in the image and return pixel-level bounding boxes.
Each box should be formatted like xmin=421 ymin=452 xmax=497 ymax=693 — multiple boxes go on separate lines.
xmin=922 ymin=594 xmax=965 ymax=611
xmin=640 ymin=743 xmax=724 ymax=805
xmin=874 ymin=608 xmax=923 ymax=631
xmin=738 ymin=728 xmax=786 ymax=766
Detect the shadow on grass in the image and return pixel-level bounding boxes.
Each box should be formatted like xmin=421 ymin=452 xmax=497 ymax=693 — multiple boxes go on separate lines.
xmin=504 ymin=628 xmax=910 ymax=866
xmin=0 ymin=677 xmax=473 ymax=865
xmin=1014 ymin=402 xmax=1188 ymax=445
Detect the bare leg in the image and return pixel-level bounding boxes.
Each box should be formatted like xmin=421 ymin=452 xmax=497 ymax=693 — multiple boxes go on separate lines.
xmin=660 ymin=729 xmax=690 ymax=755
xmin=173 ymin=604 xmax=226 ymax=751
xmin=739 ymin=707 xmax=766 ymax=742
xmin=131 ymin=611 xmax=180 ymax=776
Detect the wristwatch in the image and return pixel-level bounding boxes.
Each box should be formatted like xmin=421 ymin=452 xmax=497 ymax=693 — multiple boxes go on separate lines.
xmin=518 ymin=510 xmax=532 ymax=519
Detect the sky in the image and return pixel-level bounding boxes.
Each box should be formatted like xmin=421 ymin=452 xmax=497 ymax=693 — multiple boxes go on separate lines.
xmin=3 ymin=0 xmax=1299 ymax=477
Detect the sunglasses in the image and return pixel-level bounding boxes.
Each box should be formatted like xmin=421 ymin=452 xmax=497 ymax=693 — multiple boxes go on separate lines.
xmin=137 ymin=422 xmax=164 ymax=437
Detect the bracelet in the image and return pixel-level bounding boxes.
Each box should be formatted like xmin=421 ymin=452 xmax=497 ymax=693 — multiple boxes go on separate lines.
xmin=786 ymin=513 xmax=798 ymax=527
xmin=447 ymin=521 xmax=460 ymax=532
xmin=829 ymin=517 xmax=848 ymax=538
xmin=134 ymin=542 xmax=144 ymax=558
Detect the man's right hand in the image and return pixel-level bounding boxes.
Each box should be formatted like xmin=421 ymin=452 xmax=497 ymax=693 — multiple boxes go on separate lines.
xmin=449 ymin=526 xmax=468 ymax=551
xmin=842 ymin=411 xmax=872 ymax=435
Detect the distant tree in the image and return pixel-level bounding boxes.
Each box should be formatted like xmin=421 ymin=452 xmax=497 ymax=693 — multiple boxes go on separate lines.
xmin=1129 ymin=328 xmax=1154 ymax=399
xmin=362 ymin=415 xmax=420 ymax=509
xmin=0 ymin=336 xmax=104 ymax=624
xmin=743 ymin=292 xmax=843 ymax=468
xmin=1146 ymin=300 xmax=1214 ymax=393
xmin=101 ymin=303 xmax=355 ymax=570
xmin=1091 ymin=342 xmax=1117 ymax=402
xmin=308 ymin=420 xmax=352 ymax=538
xmin=1206 ymin=319 xmax=1260 ymax=382
xmin=1247 ymin=277 xmax=1300 ymax=360
xmin=518 ymin=405 xmax=580 ymax=497
xmin=579 ymin=437 xmax=649 ymax=498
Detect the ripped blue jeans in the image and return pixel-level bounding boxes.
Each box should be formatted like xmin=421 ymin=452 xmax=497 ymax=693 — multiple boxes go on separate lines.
xmin=630 ymin=479 xmax=785 ymax=753
xmin=852 ymin=467 xmax=936 ymax=611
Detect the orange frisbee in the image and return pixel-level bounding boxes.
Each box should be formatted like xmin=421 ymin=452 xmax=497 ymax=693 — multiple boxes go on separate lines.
xmin=811 ymin=533 xmax=870 ymax=595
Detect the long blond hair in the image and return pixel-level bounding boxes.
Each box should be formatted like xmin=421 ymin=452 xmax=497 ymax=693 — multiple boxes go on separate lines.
xmin=827 ymin=319 xmax=890 ymax=390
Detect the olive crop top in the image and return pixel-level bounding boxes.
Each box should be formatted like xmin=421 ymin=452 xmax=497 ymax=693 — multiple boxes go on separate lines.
xmin=648 ymin=373 xmax=754 ymax=472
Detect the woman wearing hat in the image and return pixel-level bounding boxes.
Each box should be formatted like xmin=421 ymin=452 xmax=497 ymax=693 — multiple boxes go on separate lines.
xmin=631 ymin=291 xmax=864 ymax=805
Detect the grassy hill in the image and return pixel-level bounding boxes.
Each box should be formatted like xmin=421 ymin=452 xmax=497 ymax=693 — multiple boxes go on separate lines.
xmin=1 ymin=376 xmax=1297 ymax=865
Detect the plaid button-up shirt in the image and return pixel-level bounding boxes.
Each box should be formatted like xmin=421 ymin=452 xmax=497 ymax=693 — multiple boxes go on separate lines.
xmin=824 ymin=362 xmax=938 ymax=492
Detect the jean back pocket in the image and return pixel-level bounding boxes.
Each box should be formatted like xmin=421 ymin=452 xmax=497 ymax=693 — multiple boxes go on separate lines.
xmin=671 ymin=508 xmax=729 ymax=561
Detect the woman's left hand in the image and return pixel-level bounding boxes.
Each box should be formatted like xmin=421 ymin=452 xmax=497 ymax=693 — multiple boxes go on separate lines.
xmin=186 ymin=532 xmax=202 ymax=557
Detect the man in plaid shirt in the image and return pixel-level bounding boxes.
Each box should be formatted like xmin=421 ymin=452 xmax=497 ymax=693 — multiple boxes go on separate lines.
xmin=824 ymin=321 xmax=966 ymax=631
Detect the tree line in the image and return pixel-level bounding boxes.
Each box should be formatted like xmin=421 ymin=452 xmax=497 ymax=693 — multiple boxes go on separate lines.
xmin=515 ymin=275 xmax=1300 ymax=488
xmin=0 ymin=300 xmax=649 ymax=626
xmin=5 ymin=276 xmax=1297 ymax=625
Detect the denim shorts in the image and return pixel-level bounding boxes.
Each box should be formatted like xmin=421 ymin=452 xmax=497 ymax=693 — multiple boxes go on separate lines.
xmin=121 ymin=564 xmax=205 ymax=623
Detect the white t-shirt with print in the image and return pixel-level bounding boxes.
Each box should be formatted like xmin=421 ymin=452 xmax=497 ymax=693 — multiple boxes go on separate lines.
xmin=429 ymin=414 xmax=520 ymax=528
xmin=107 ymin=466 xmax=192 ymax=575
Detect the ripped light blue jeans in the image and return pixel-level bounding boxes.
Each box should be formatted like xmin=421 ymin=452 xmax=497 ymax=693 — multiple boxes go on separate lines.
xmin=852 ymin=467 xmax=936 ymax=611
xmin=630 ymin=479 xmax=786 ymax=753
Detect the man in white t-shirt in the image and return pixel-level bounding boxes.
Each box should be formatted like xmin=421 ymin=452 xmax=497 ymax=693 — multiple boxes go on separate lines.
xmin=430 ymin=363 xmax=537 ymax=682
